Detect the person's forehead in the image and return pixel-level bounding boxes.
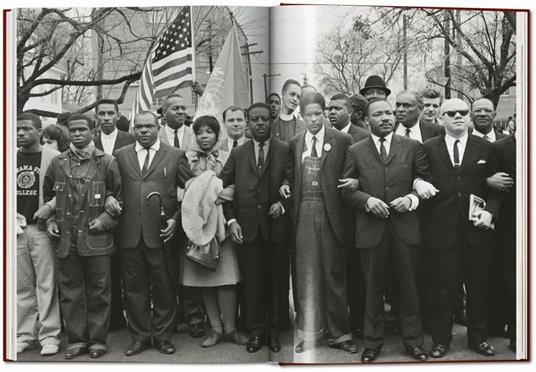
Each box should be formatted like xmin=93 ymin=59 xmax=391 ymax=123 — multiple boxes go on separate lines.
xmin=285 ymin=84 xmax=301 ymax=94
xmin=167 ymin=96 xmax=184 ymax=106
xmin=442 ymin=100 xmax=468 ymax=112
xmin=472 ymin=99 xmax=493 ymax=110
xmin=68 ymin=119 xmax=91 ymax=128
xmin=269 ymin=96 xmax=280 ymax=102
xmin=328 ymin=99 xmax=347 ymax=108
xmin=365 ymin=88 xmax=384 ymax=94
xmin=134 ymin=114 xmax=157 ymax=125
xmin=369 ymin=100 xmax=392 ymax=113
xmin=17 ymin=119 xmax=38 ymax=128
xmin=226 ymin=110 xmax=245 ymax=120
xmin=423 ymin=97 xmax=441 ymax=104
xmin=97 ymin=103 xmax=117 ymax=112
xmin=303 ymin=103 xmax=323 ymax=112
xmin=249 ymin=107 xmax=270 ymax=116
xmin=396 ymin=92 xmax=417 ymax=103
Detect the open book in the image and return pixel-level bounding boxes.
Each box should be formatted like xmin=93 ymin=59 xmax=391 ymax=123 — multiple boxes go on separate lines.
xmin=3 ymin=3 xmax=529 ymax=365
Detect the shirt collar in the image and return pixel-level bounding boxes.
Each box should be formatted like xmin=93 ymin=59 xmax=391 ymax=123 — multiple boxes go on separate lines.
xmin=101 ymin=127 xmax=118 ymax=139
xmin=280 ymin=112 xmax=297 ymax=121
xmin=305 ymin=125 xmax=326 ymax=143
xmin=164 ymin=124 xmax=183 ymax=135
xmin=252 ymin=137 xmax=271 ymax=147
xmin=371 ymin=131 xmax=393 ymax=144
xmin=135 ymin=138 xmax=161 ymax=152
xmin=473 ymin=128 xmax=496 ymax=141
xmin=340 ymin=122 xmax=352 ymax=134
xmin=445 ymin=131 xmax=468 ymax=147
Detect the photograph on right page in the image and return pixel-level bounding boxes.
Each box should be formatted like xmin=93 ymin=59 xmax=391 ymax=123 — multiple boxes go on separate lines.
xmin=268 ymin=4 xmax=528 ymax=364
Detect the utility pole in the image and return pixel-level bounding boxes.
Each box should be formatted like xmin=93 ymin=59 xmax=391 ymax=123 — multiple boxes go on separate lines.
xmin=263 ymin=73 xmax=281 ymax=101
xmin=455 ymin=10 xmax=463 ymax=99
xmin=443 ymin=11 xmax=451 ymax=99
xmin=403 ymin=14 xmax=408 ymax=89
xmin=241 ymin=43 xmax=263 ymax=104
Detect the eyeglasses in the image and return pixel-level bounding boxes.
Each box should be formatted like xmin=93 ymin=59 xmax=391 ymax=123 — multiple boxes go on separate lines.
xmin=442 ymin=110 xmax=469 ymax=118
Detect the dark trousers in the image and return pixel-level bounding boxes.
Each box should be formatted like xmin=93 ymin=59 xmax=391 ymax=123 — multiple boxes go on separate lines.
xmin=360 ymin=222 xmax=423 ymax=349
xmin=120 ymin=239 xmax=177 ymax=342
xmin=238 ymin=231 xmax=283 ymax=338
xmin=110 ymin=252 xmax=126 ymax=330
xmin=499 ymin=230 xmax=516 ymax=342
xmin=346 ymin=246 xmax=365 ymax=331
xmin=429 ymin=225 xmax=493 ymax=346
xmin=57 ymin=253 xmax=111 ymax=350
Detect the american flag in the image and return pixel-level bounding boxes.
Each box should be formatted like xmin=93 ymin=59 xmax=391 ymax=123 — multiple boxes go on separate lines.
xmin=132 ymin=6 xmax=194 ymax=116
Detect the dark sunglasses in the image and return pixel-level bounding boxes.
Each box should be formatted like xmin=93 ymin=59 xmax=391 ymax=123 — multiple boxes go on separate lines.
xmin=442 ymin=110 xmax=469 ymax=118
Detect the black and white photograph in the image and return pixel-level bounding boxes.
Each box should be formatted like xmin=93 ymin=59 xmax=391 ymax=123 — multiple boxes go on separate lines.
xmin=2 ymin=0 xmax=530 ymax=366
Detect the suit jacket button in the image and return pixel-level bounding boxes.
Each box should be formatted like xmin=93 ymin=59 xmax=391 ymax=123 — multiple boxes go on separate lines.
xmin=458 ymin=192 xmax=462 ymax=197
xmin=257 ymin=204 xmax=261 ymax=208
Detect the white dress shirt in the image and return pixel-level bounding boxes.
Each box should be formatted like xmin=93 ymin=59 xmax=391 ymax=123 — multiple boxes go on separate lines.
xmin=227 ymin=136 xmax=245 ymax=150
xmin=302 ymin=125 xmax=325 ymax=162
xmin=340 ymin=122 xmax=352 ymax=134
xmin=101 ymin=128 xmax=118 ymax=155
xmin=370 ymin=132 xmax=393 ymax=156
xmin=445 ymin=132 xmax=468 ymax=166
xmin=252 ymin=138 xmax=271 ymax=166
xmin=164 ymin=125 xmax=185 ymax=148
xmin=395 ymin=122 xmax=423 ymax=143
xmin=135 ymin=138 xmax=161 ymax=171
xmin=472 ymin=128 xmax=496 ymax=142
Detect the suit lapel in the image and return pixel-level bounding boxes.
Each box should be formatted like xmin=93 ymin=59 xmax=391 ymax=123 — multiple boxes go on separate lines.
xmin=437 ymin=137 xmax=455 ymax=171
xmin=245 ymin=141 xmax=257 ymax=176
xmin=458 ymin=135 xmax=479 ymax=173
xmin=319 ymin=128 xmax=332 ymax=169
xmin=144 ymin=145 xmax=167 ymax=178
xmin=259 ymin=139 xmax=274 ymax=177
xmin=384 ymin=135 xmax=400 ymax=166
xmin=367 ymin=136 xmax=384 ymax=164
xmin=127 ymin=146 xmax=143 ymax=178
xmin=295 ymin=133 xmax=306 ymax=190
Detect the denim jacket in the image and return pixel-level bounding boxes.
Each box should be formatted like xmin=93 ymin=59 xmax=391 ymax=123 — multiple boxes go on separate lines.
xmin=43 ymin=148 xmax=121 ymax=258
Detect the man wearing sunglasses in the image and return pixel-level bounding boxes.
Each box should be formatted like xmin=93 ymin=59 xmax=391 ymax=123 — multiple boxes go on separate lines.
xmin=420 ymin=98 xmax=500 ymax=359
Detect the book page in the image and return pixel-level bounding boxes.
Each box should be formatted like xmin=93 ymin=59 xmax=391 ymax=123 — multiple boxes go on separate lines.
xmin=269 ymin=4 xmax=528 ymax=364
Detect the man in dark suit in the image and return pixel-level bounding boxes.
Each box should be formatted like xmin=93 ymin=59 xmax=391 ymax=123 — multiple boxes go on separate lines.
xmin=471 ymin=98 xmax=507 ymax=143
xmin=395 ymin=90 xmax=444 ymax=142
xmin=93 ymin=99 xmax=135 ymax=156
xmin=220 ymin=102 xmax=291 ymax=353
xmin=93 ymin=99 xmax=135 ymax=331
xmin=288 ymin=92 xmax=357 ymax=354
xmin=111 ymin=111 xmax=193 ymax=356
xmin=219 ymin=105 xmax=248 ymax=151
xmin=327 ymin=93 xmax=368 ymax=339
xmin=343 ymin=98 xmax=430 ymax=362
xmin=422 ymin=98 xmax=498 ymax=358
xmin=488 ymin=134 xmax=517 ymax=351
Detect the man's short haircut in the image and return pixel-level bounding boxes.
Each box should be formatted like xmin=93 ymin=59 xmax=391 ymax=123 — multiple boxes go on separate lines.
xmin=267 ymin=93 xmax=280 ymax=102
xmin=66 ymin=113 xmax=95 ymax=130
xmin=17 ymin=112 xmax=42 ymax=129
xmin=350 ymin=94 xmax=368 ymax=114
xmin=116 ymin=115 xmax=130 ymax=132
xmin=365 ymin=98 xmax=391 ymax=117
xmin=192 ymin=115 xmax=221 ymax=138
xmin=162 ymin=93 xmax=184 ymax=110
xmin=329 ymin=93 xmax=351 ymax=109
xmin=472 ymin=97 xmax=496 ymax=110
xmin=421 ymin=88 xmax=443 ymax=102
xmin=301 ymin=84 xmax=317 ymax=92
xmin=56 ymin=112 xmax=72 ymax=127
xmin=135 ymin=110 xmax=159 ymax=124
xmin=247 ymin=102 xmax=271 ymax=117
xmin=281 ymin=79 xmax=301 ymax=94
xmin=222 ymin=105 xmax=246 ymax=122
xmin=95 ymin=99 xmax=119 ymax=113
xmin=299 ymin=92 xmax=326 ymax=112
xmin=397 ymin=89 xmax=423 ymax=108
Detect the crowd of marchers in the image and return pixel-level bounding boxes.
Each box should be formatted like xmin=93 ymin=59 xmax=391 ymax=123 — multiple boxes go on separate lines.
xmin=16 ymin=75 xmax=516 ymax=363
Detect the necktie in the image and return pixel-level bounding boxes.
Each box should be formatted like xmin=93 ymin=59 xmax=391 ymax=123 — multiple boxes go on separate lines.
xmin=257 ymin=142 xmax=265 ymax=169
xmin=453 ymin=140 xmax=460 ymax=167
xmin=379 ymin=137 xmax=387 ymax=160
xmin=233 ymin=140 xmax=238 ymax=148
xmin=405 ymin=128 xmax=411 ymax=138
xmin=174 ymin=129 xmax=180 ymax=148
xmin=142 ymin=147 xmax=151 ymax=175
xmin=311 ymin=135 xmax=318 ymax=158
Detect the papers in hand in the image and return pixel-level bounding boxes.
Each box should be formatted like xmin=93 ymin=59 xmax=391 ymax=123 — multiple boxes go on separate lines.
xmin=469 ymin=193 xmax=495 ymax=230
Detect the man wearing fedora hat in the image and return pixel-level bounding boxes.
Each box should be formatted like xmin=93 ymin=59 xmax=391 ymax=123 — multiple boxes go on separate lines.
xmin=360 ymin=75 xmax=391 ymax=101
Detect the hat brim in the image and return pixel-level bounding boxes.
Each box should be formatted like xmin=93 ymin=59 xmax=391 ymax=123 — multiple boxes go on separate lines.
xmin=360 ymin=86 xmax=391 ymax=97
